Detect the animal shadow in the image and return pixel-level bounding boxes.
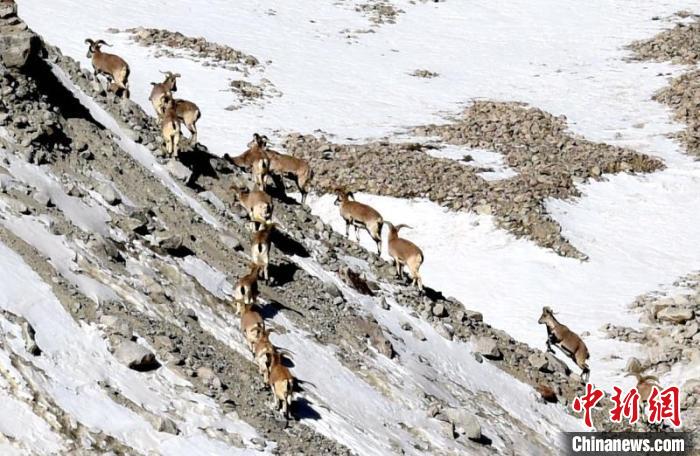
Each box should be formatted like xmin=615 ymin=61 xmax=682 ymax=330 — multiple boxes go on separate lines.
xmin=268 ymin=261 xmax=300 ymax=287
xmin=270 ymin=229 xmax=310 ymax=258
xmin=291 ymin=397 xmax=322 ymax=421
xmin=177 ymin=143 xmax=219 ymax=189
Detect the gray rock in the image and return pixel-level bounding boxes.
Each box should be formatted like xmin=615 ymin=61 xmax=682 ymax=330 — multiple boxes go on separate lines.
xmin=323 ymin=281 xmax=342 ymax=298
xmin=463 ymin=310 xmax=483 ymax=322
xmin=114 ymin=341 xmax=159 ymax=371
xmin=682 ymin=378 xmax=700 ymax=396
xmin=0 ymin=27 xmax=37 ymax=69
xmin=473 ymin=336 xmax=502 ymax=360
xmin=196 ymin=366 xmax=216 ymax=384
xmin=155 ymin=233 xmax=183 ymax=251
xmin=545 ymin=353 xmax=570 ymax=375
xmin=0 ymin=1 xmax=17 ymax=18
xmin=442 ymin=408 xmax=481 ymax=441
xmin=97 ymin=182 xmax=121 ymax=205
xmin=528 ymin=352 xmax=549 ymax=372
xmin=437 ymin=419 xmax=454 ymax=439
xmin=156 ymin=417 xmax=179 ymax=435
xmin=199 ymin=191 xmax=226 ymax=213
xmin=219 ymin=233 xmax=242 ymax=251
xmin=432 ymin=303 xmax=446 ymax=317
xmin=32 ymin=189 xmax=52 ymax=207
xmin=657 ymin=307 xmax=694 ymax=324
xmin=21 ymin=321 xmax=40 ymax=356
xmin=166 ymin=160 xmax=192 ymax=182
xmin=685 ymin=322 xmax=699 ymax=339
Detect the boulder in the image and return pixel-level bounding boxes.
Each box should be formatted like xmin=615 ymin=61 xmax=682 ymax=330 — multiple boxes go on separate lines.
xmin=97 ymin=182 xmax=121 ymax=206
xmin=442 ymin=408 xmax=481 ymax=441
xmin=156 ymin=417 xmax=179 ymax=435
xmin=657 ymin=307 xmax=694 ymax=324
xmin=528 ymin=352 xmax=549 ymax=372
xmin=165 ymin=160 xmax=192 ymax=182
xmin=0 ymin=3 xmax=38 ymax=69
xmin=0 ymin=1 xmax=17 ymax=19
xmin=473 ymin=336 xmax=502 ymax=360
xmin=114 ymin=341 xmax=160 ymax=371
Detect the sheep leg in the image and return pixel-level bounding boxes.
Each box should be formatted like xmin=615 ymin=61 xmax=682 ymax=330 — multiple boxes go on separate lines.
xmin=187 ymin=122 xmax=198 ymax=145
xmin=545 ymin=340 xmax=555 ymax=354
xmin=394 ymin=259 xmax=401 ymax=277
xmin=164 ymin=134 xmax=172 ymax=156
xmin=281 ymin=397 xmax=289 ymax=419
xmin=270 ymin=387 xmax=277 ymax=409
xmin=355 ymin=225 xmax=361 ymax=243
xmin=345 ymin=221 xmax=350 ymax=237
xmin=173 ymin=132 xmax=180 ymax=157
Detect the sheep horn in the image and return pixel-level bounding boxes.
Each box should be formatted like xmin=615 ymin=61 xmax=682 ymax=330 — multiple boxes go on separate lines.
xmin=84 ymin=38 xmax=94 ymax=45
xmin=276 ymin=348 xmax=294 ymax=359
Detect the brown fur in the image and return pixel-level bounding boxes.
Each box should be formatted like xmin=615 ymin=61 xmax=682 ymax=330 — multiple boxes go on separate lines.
xmin=228 ymin=134 xmax=270 ymax=189
xmin=174 ymin=99 xmax=201 ymax=145
xmin=235 ymin=263 xmax=262 ymax=305
xmin=268 ymin=352 xmax=295 ymax=419
xmin=149 ymin=71 xmax=179 ymax=117
xmin=251 ymin=224 xmax=274 ymax=282
xmin=386 ymin=222 xmax=423 ymax=290
xmin=85 ymin=39 xmax=130 ymax=98
xmin=538 ymin=306 xmax=590 ymax=382
xmin=232 ymin=186 xmax=273 ymax=231
xmin=160 ymin=96 xmax=181 ymax=158
xmin=334 ymin=188 xmax=383 ymax=254
xmin=264 ymin=142 xmax=313 ymax=203
xmin=238 ymin=302 xmax=264 ymax=352
xmin=253 ymin=328 xmax=276 ymax=383
xmin=627 ymin=371 xmax=660 ymax=403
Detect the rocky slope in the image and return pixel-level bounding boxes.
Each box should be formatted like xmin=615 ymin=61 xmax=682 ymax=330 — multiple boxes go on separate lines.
xmin=284 ymin=103 xmax=662 ymax=258
xmin=0 ymin=3 xmax=616 ymax=454
xmin=628 ymin=13 xmax=700 ymax=158
xmin=604 ymin=273 xmax=700 ymax=431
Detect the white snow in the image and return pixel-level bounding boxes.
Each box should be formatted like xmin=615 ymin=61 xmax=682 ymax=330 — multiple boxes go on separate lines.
xmin=0 ymin=238 xmax=269 ymax=454
xmin=306 ymin=187 xmax=700 ymax=392
xmin=424 ymin=144 xmax=518 ymax=180
xmin=180 ymin=251 xmax=585 ymax=454
xmin=49 ymin=63 xmax=222 ymax=229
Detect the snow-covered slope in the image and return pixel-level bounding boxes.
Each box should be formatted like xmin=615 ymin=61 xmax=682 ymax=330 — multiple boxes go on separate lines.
xmin=0 ymin=0 xmax=698 ymax=453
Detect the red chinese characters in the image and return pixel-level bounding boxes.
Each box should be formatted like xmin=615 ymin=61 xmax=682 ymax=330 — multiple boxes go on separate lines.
xmin=572 ymin=383 xmax=604 ymax=428
xmin=572 ymin=384 xmax=682 ymax=428
xmin=609 ymin=386 xmax=640 ymax=424
xmin=647 ymin=386 xmax=681 ymax=427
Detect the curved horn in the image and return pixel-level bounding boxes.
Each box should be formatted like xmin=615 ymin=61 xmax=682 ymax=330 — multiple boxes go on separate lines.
xmin=85 ymin=38 xmax=95 ymax=45
xmin=94 ymin=39 xmax=111 ymax=47
xmin=394 ymin=224 xmax=412 ymax=232
xmin=276 ymin=348 xmax=295 ymax=359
